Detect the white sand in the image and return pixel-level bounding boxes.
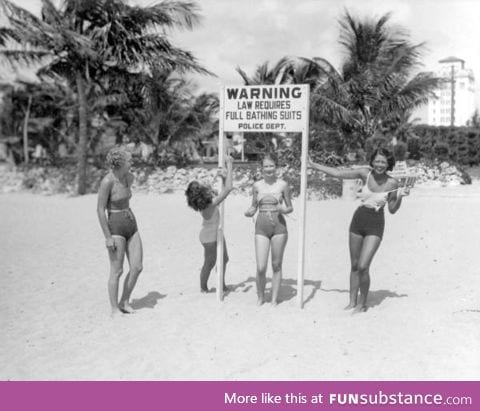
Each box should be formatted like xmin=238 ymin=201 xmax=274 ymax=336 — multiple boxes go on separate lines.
xmin=0 ymin=186 xmax=479 ymax=380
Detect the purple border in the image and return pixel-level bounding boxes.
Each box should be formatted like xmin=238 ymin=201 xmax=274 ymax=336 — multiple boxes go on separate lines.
xmin=1 ymin=381 xmax=478 ymax=411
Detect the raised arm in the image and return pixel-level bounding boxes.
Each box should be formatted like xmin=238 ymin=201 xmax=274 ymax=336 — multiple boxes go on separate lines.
xmin=278 ymin=181 xmax=293 ymax=214
xmin=96 ymin=176 xmax=115 ymax=251
xmin=211 ymin=155 xmax=234 ymax=207
xmin=387 ymin=179 xmax=410 ymax=214
xmin=308 ymin=156 xmax=367 ymax=180
xmin=244 ymin=183 xmax=259 ymax=217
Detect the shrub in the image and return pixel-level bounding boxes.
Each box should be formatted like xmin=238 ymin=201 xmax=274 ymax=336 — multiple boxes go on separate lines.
xmin=407 ymin=135 xmax=421 ymax=160
xmin=433 ymin=142 xmax=450 ymax=161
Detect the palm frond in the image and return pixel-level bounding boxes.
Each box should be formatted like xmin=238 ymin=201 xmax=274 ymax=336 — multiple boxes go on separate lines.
xmin=236 ymin=66 xmax=253 ymax=85
xmin=128 ymin=1 xmax=202 ymax=31
xmin=0 ymin=49 xmax=51 ymax=67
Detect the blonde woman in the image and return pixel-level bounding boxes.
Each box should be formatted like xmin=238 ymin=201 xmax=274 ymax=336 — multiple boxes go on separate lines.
xmin=97 ymin=147 xmax=143 ymax=316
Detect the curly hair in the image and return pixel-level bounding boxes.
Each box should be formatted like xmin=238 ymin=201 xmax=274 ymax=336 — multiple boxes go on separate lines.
xmin=106 ymin=146 xmax=131 ymax=170
xmin=185 ymin=181 xmax=213 ymax=211
xmin=369 ymin=147 xmax=396 ymax=171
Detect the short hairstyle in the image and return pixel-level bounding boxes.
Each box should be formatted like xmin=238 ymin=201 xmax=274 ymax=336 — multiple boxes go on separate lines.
xmin=261 ymin=152 xmax=278 ymax=167
xmin=369 ymin=147 xmax=395 ymax=171
xmin=185 ymin=181 xmax=213 ymax=211
xmin=106 ymin=146 xmax=131 ymax=170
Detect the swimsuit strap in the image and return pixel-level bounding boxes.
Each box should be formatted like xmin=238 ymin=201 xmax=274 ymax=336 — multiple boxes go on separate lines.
xmin=363 ymin=172 xmax=396 ymax=195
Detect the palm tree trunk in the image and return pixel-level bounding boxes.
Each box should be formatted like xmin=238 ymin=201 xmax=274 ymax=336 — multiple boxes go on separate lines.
xmin=23 ymin=95 xmax=32 ymax=164
xmin=76 ymin=73 xmax=88 ymax=195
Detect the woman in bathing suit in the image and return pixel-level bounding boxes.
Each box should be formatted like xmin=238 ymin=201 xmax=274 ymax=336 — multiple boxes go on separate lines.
xmin=97 ymin=147 xmax=143 ymax=316
xmin=308 ymin=148 xmax=410 ymax=312
xmin=245 ymin=153 xmax=293 ymax=306
xmin=186 ymin=154 xmax=234 ymax=293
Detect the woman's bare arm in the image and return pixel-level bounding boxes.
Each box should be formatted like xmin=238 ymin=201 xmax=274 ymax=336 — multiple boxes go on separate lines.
xmin=245 ymin=183 xmax=259 ymax=217
xmin=97 ymin=176 xmax=115 ymax=250
xmin=211 ymin=155 xmax=234 ymax=207
xmin=278 ymin=181 xmax=293 ymax=214
xmin=308 ymin=157 xmax=368 ymax=180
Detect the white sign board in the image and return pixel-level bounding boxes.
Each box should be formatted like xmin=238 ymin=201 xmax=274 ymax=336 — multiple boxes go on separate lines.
xmin=221 ymin=84 xmax=309 ymax=133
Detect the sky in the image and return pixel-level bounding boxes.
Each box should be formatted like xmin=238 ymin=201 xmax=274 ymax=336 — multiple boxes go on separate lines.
xmin=5 ymin=0 xmax=480 ymax=108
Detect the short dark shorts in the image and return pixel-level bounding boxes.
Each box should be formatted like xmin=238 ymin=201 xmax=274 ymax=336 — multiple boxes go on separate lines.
xmin=108 ymin=209 xmax=138 ymax=241
xmin=349 ymin=206 xmax=385 ymax=239
xmin=255 ymin=211 xmax=287 ymax=239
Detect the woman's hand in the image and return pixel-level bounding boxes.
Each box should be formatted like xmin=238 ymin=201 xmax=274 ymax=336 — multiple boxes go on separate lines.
xmin=244 ymin=206 xmax=256 ymax=217
xmin=307 ymin=155 xmax=315 ymax=168
xmin=276 ymin=204 xmax=286 ymax=214
xmin=217 ymin=168 xmax=227 ymax=179
xmin=105 ymin=237 xmax=116 ymax=251
xmin=397 ymin=186 xmax=411 ymax=198
xmin=225 ymin=153 xmax=234 ymax=167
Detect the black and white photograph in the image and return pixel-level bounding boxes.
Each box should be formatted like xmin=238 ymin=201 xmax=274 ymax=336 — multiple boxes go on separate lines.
xmin=1 ymin=0 xmax=479 ymax=381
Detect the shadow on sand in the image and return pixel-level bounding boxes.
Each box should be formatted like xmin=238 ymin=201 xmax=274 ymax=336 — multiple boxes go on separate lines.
xmin=131 ymin=291 xmax=166 ymax=310
xmin=224 ymin=276 xmax=322 ymax=306
xmin=320 ymin=286 xmax=408 ymax=308
xmin=226 ymin=273 xmax=407 ymax=308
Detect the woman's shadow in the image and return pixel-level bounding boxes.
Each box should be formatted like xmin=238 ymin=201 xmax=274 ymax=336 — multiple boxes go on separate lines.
xmin=367 ymin=289 xmax=408 ymax=308
xmin=131 ymin=291 xmax=166 ymax=310
xmin=227 ymin=276 xmax=322 ymax=306
xmin=320 ymin=286 xmax=407 ymax=308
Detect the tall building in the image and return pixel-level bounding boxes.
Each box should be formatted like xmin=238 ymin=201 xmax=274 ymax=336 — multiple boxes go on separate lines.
xmin=416 ymin=57 xmax=476 ymax=126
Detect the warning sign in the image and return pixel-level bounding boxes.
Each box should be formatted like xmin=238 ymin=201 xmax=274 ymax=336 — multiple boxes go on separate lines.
xmin=221 ymin=84 xmax=309 ymax=133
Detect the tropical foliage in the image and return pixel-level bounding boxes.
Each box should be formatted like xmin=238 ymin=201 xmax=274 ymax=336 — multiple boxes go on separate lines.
xmin=0 ymin=79 xmax=75 ymax=162
xmin=0 ymin=0 xmax=209 ymax=193
xmin=303 ymin=12 xmax=442 ymax=149
xmin=411 ymin=125 xmax=480 ymax=165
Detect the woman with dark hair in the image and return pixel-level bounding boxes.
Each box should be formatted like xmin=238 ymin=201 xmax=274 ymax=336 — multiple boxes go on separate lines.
xmin=308 ymin=147 xmax=410 ymax=312
xmin=245 ymin=153 xmax=293 ymax=306
xmin=186 ymin=155 xmax=234 ymax=293
xmin=97 ymin=146 xmax=143 ymax=316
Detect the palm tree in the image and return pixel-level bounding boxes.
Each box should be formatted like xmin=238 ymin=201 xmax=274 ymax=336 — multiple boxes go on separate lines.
xmin=236 ymin=58 xmax=294 ymax=85
xmin=235 ymin=58 xmax=297 ymax=156
xmin=294 ymin=11 xmax=442 ymax=149
xmin=0 ymin=0 xmax=209 ymax=194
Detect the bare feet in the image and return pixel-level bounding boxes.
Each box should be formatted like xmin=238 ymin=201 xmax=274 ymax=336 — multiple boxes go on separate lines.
xmin=257 ymin=296 xmax=265 ymax=306
xmin=352 ymin=305 xmax=368 ymax=314
xmin=344 ymin=303 xmax=357 ymax=310
xmin=201 ymin=287 xmax=210 ymax=294
xmin=119 ymin=302 xmax=135 ymax=314
xmin=110 ymin=308 xmax=123 ymax=318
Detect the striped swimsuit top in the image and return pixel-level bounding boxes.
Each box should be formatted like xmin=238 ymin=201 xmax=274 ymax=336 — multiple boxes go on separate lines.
xmin=258 ymin=192 xmax=283 ymax=212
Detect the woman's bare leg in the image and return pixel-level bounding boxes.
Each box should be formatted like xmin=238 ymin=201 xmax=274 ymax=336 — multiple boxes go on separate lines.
xmin=108 ymin=236 xmax=126 ymax=316
xmin=346 ymin=232 xmax=364 ymax=309
xmin=119 ymin=232 xmax=143 ymax=313
xmin=356 ymin=235 xmax=382 ymax=312
xmin=254 ymin=235 xmax=270 ymax=305
xmin=270 ymin=233 xmax=288 ymax=306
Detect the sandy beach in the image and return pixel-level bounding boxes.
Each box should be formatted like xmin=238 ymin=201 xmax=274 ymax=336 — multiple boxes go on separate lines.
xmin=1 ymin=185 xmax=479 ymax=380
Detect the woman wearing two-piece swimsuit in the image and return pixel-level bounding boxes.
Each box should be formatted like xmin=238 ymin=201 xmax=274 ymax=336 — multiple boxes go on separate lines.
xmin=97 ymin=146 xmax=143 ymax=316
xmin=308 ymin=148 xmax=410 ymax=312
xmin=245 ymin=154 xmax=293 ymax=306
